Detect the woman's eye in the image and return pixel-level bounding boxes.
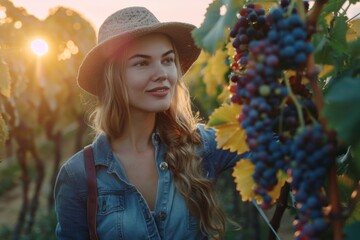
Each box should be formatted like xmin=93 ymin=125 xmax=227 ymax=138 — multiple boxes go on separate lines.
xmin=134 ymin=61 xmax=148 ymax=67
xmin=163 ymin=57 xmax=174 ymax=64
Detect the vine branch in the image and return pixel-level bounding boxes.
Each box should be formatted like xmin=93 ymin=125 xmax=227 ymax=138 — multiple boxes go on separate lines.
xmin=268 ymin=183 xmax=291 ymax=240
xmin=284 ymin=75 xmax=305 ymax=127
xmin=305 ymin=1 xmax=345 ymax=239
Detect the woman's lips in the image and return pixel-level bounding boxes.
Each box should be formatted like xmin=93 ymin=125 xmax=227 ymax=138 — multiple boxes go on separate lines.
xmin=146 ymin=87 xmax=170 ymax=97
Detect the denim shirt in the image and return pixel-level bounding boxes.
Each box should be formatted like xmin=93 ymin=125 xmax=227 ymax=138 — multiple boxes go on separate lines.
xmin=54 ymin=124 xmax=249 ymax=239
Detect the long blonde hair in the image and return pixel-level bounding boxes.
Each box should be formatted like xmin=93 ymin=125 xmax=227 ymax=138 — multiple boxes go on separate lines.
xmin=90 ymin=42 xmax=225 ymax=238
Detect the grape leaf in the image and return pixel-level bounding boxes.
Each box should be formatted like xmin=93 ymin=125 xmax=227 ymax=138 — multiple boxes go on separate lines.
xmin=183 ymin=51 xmax=209 ymax=83
xmin=349 ymin=0 xmax=360 ymax=4
xmin=320 ymin=0 xmax=347 ymax=17
xmin=207 ymin=103 xmax=248 ymax=153
xmin=192 ymin=0 xmax=244 ymax=54
xmin=203 ymin=49 xmax=229 ymax=95
xmin=329 ymin=16 xmax=348 ymax=52
xmin=322 ymin=77 xmax=360 ymax=146
xmin=0 ymin=59 xmax=11 ymax=98
xmin=232 ymin=159 xmax=287 ymax=203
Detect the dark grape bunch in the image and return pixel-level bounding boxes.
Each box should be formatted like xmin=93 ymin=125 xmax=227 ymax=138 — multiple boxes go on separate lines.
xmin=266 ymin=8 xmax=313 ymax=69
xmin=238 ymin=41 xmax=288 ymax=208
xmin=280 ymin=0 xmax=310 ymax=13
xmin=230 ymin=3 xmax=269 ymax=71
xmin=229 ymin=3 xmax=315 ymax=198
xmin=289 ymin=125 xmax=336 ymax=240
xmin=228 ymin=1 xmax=337 ymax=239
xmin=230 ymin=43 xmax=289 ymax=208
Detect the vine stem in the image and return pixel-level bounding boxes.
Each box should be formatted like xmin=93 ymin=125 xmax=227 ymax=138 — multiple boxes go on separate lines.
xmin=305 ymin=1 xmax=344 ymax=240
xmin=268 ymin=183 xmax=290 ymax=240
xmin=329 ymin=166 xmax=344 ymax=240
xmin=307 ymin=56 xmax=343 ymax=240
xmin=284 ymin=75 xmax=305 ymax=127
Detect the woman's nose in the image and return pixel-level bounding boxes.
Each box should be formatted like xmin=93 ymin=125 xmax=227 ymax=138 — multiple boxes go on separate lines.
xmin=151 ymin=62 xmax=167 ymax=81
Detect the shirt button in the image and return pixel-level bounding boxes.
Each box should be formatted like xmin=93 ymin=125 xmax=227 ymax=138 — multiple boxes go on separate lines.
xmin=154 ymin=134 xmax=160 ymax=142
xmin=158 ymin=211 xmax=167 ymax=221
xmin=159 ymin=162 xmax=168 ymax=170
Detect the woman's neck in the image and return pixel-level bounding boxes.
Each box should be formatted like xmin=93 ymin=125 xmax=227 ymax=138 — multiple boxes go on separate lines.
xmin=111 ymin=112 xmax=156 ymax=154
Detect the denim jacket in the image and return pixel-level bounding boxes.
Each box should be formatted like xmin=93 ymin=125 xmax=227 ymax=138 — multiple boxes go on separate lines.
xmin=54 ymin=124 xmax=249 ymax=239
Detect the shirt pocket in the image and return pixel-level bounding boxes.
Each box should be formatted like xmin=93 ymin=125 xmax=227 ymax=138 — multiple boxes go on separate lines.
xmin=97 ymin=193 xmax=125 ymax=215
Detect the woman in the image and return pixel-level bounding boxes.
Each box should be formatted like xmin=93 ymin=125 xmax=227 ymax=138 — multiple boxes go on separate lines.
xmin=54 ymin=6 xmax=249 ymax=240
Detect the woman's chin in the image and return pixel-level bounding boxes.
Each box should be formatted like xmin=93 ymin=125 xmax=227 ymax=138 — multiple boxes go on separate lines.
xmin=154 ymin=105 xmax=171 ymax=113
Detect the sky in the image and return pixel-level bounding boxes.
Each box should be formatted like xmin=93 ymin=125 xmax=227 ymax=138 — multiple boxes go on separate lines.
xmin=10 ymin=0 xmax=214 ymax=30
xmin=8 ymin=0 xmax=360 ymax=32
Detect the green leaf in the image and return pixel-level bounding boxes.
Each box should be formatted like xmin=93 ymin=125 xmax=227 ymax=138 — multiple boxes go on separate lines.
xmin=344 ymin=221 xmax=360 ymax=240
xmin=321 ymin=0 xmax=347 ymax=17
xmin=313 ymin=34 xmax=333 ymax=64
xmin=329 ymin=16 xmax=348 ymax=52
xmin=349 ymin=0 xmax=359 ymax=4
xmin=349 ymin=37 xmax=360 ymax=59
xmin=322 ymin=77 xmax=360 ymax=146
xmin=192 ymin=0 xmax=244 ymax=54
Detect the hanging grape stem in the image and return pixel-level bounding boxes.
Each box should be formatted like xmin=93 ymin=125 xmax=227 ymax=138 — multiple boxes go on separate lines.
xmin=305 ymin=1 xmax=344 ymax=239
xmin=268 ymin=182 xmax=290 ymax=240
xmin=284 ymin=75 xmax=305 ymax=128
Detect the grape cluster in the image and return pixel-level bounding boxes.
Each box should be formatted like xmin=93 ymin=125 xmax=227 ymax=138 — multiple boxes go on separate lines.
xmin=289 ymin=125 xmax=336 ymax=239
xmin=280 ymin=0 xmax=310 ymax=13
xmin=230 ymin=6 xmax=294 ymax=207
xmin=230 ymin=3 xmax=269 ymax=71
xmin=266 ymin=8 xmax=313 ymax=69
xmin=230 ymin=40 xmax=289 ymax=207
xmin=228 ymin=2 xmax=335 ymax=239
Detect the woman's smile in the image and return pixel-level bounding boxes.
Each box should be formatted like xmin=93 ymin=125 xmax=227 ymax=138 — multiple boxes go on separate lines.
xmin=145 ymin=86 xmax=170 ymax=97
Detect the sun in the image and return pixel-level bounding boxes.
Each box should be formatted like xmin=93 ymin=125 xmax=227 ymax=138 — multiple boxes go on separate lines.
xmin=30 ymin=38 xmax=49 ymax=56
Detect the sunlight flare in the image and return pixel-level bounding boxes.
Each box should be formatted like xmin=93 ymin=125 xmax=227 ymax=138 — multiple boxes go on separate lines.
xmin=30 ymin=38 xmax=49 ymax=56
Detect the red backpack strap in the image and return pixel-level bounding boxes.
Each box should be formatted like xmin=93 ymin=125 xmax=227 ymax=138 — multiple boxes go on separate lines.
xmin=84 ymin=145 xmax=98 ymax=240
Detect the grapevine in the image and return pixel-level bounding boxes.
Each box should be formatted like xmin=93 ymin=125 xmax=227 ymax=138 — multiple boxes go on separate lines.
xmin=228 ymin=0 xmax=347 ymax=239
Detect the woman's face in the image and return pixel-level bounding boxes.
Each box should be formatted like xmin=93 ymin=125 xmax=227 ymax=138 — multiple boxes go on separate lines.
xmin=121 ymin=33 xmax=178 ymax=114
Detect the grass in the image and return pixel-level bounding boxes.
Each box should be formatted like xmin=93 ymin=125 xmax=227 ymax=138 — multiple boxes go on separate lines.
xmin=0 ymin=210 xmax=57 ymax=240
xmin=0 ymin=161 xmax=20 ymax=197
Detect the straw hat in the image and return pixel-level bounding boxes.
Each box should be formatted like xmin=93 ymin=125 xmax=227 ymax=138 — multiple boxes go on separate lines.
xmin=77 ymin=6 xmax=201 ymax=96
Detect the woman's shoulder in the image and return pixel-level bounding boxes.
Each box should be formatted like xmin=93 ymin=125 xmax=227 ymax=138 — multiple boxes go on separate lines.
xmin=59 ymin=148 xmax=87 ymax=180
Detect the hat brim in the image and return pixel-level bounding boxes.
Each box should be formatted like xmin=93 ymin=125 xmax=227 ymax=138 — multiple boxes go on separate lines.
xmin=77 ymin=22 xmax=201 ymax=96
